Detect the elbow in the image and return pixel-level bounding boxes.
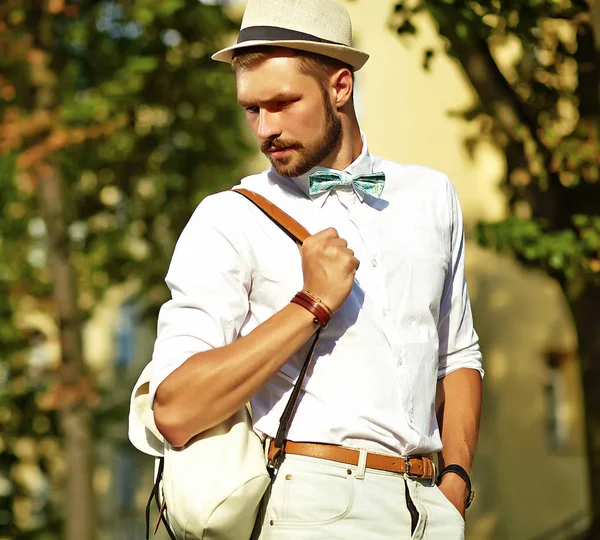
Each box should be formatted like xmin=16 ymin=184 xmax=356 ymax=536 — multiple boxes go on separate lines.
xmin=153 ymin=383 xmax=216 ymax=448
xmin=151 ymin=356 xmax=230 ymax=446
xmin=153 ymin=378 xmax=203 ymax=447
xmin=152 ymin=369 xmax=197 ymax=447
xmin=153 ymin=400 xmax=191 ymax=448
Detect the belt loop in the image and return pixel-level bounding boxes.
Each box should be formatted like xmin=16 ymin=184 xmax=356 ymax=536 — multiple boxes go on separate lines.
xmin=430 ymin=457 xmax=437 ymax=487
xmin=355 ymin=448 xmax=368 ymax=480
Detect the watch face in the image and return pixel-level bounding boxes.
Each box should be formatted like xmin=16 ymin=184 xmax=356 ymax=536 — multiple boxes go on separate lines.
xmin=466 ymin=490 xmax=475 ymax=509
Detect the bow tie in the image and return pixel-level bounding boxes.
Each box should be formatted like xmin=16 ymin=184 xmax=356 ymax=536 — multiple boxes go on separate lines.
xmin=308 ymin=170 xmax=386 ymax=199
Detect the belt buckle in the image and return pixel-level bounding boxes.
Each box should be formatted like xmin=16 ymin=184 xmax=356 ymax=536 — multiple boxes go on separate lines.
xmin=404 ymin=456 xmax=436 ymax=486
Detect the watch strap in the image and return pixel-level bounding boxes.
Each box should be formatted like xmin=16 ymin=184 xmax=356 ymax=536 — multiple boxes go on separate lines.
xmin=437 ymin=464 xmax=474 ymax=508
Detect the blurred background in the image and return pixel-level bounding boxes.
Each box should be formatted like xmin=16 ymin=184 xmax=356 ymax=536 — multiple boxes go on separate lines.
xmin=0 ymin=0 xmax=598 ymax=538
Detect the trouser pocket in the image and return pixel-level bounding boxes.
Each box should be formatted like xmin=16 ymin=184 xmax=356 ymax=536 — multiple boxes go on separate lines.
xmin=431 ymin=485 xmax=465 ymax=524
xmin=266 ymin=457 xmax=355 ymax=528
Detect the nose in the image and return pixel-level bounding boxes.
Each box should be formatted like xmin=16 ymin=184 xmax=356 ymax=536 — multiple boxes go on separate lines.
xmin=256 ymin=109 xmax=281 ymax=142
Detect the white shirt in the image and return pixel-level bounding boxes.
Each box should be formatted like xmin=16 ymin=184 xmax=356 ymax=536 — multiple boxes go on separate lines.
xmin=137 ymin=134 xmax=483 ymax=457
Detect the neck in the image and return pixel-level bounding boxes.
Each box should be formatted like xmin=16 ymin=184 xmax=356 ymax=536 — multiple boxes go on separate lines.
xmin=320 ymin=114 xmax=363 ymax=171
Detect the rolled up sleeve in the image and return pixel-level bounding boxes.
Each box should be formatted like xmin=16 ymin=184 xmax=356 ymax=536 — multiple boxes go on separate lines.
xmin=148 ymin=192 xmax=253 ymax=406
xmin=437 ymin=180 xmax=484 ymax=380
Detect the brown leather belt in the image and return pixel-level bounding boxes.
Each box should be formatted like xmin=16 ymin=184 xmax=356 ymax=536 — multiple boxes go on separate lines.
xmin=267 ymin=440 xmax=436 ymax=480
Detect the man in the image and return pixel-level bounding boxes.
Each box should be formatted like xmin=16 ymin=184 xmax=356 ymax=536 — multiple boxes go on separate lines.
xmin=132 ymin=0 xmax=483 ymax=538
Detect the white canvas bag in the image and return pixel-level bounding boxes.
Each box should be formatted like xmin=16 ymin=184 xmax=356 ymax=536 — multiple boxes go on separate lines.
xmin=132 ymin=363 xmax=270 ymax=540
xmin=130 ymin=189 xmax=317 ymax=540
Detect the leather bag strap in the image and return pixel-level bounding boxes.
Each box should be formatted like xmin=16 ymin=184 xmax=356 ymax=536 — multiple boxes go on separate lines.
xmin=235 ymin=188 xmax=310 ymax=245
xmin=146 ymin=458 xmax=176 ymax=540
xmin=233 ymin=188 xmax=319 ymax=468
xmin=146 ymin=190 xmax=319 ymax=539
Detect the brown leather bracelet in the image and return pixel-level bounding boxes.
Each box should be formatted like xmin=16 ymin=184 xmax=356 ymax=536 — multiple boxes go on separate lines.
xmin=301 ymin=289 xmax=333 ymax=317
xmin=291 ymin=291 xmax=332 ymax=327
xmin=298 ymin=291 xmax=333 ymax=323
xmin=291 ymin=293 xmax=330 ymax=327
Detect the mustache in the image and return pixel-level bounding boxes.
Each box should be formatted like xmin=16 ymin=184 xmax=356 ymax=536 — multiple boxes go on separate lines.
xmin=260 ymin=138 xmax=302 ymax=154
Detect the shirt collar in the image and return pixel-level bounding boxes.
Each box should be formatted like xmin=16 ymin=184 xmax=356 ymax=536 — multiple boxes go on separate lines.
xmin=277 ymin=131 xmax=374 ymax=208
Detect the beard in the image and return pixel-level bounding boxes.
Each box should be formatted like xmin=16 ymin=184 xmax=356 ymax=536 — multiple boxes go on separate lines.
xmin=261 ymin=96 xmax=342 ymax=178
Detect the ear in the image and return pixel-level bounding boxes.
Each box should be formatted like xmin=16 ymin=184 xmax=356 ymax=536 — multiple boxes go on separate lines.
xmin=331 ymin=68 xmax=354 ymax=109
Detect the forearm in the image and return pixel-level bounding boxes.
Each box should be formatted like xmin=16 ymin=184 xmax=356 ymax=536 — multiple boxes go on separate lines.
xmin=436 ymin=368 xmax=482 ymax=473
xmin=154 ymin=302 xmax=317 ymax=447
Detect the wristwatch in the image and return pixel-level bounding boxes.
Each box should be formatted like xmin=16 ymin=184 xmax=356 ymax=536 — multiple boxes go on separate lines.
xmin=437 ymin=464 xmax=475 ymax=509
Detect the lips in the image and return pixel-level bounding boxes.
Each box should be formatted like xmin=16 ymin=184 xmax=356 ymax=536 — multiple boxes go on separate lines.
xmin=267 ymin=147 xmax=293 ymax=159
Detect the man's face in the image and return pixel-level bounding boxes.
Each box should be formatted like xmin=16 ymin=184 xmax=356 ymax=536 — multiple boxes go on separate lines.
xmin=236 ymin=53 xmax=342 ymax=178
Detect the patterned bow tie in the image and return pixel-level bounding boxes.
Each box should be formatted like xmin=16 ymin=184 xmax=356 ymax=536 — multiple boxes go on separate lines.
xmin=308 ymin=170 xmax=386 ymax=199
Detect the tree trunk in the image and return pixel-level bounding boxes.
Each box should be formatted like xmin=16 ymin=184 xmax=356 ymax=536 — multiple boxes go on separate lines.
xmin=37 ymin=164 xmax=96 ymax=540
xmin=573 ymin=11 xmax=600 ymax=535
xmin=61 ymin=408 xmax=95 ymax=540
xmin=569 ymin=285 xmax=600 ymax=536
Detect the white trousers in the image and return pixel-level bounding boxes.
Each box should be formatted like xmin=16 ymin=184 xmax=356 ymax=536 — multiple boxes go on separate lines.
xmin=253 ymin=453 xmax=465 ymax=540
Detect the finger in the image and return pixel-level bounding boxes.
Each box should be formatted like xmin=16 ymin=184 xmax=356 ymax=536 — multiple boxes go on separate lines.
xmin=311 ymin=227 xmax=339 ymax=240
xmin=326 ymin=237 xmax=349 ymax=248
xmin=324 ymin=245 xmax=354 ymax=259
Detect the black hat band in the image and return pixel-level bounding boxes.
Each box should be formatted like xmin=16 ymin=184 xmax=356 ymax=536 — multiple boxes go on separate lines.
xmin=237 ymin=25 xmax=345 ymax=46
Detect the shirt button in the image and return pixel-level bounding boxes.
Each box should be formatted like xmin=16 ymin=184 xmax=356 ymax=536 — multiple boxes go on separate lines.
xmin=397 ymin=357 xmax=403 ymax=366
xmin=371 ymin=259 xmax=378 ymax=267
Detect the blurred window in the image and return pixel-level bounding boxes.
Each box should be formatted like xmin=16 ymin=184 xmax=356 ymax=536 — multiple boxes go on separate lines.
xmin=544 ymin=350 xmax=579 ymax=453
xmin=115 ymin=303 xmax=136 ymax=370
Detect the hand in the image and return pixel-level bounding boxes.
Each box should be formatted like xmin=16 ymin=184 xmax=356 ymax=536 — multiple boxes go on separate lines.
xmin=301 ymin=228 xmax=359 ymax=313
xmin=438 ymin=474 xmax=468 ymax=519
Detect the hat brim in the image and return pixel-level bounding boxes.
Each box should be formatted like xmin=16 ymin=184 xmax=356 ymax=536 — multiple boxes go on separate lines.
xmin=212 ymin=40 xmax=369 ymax=71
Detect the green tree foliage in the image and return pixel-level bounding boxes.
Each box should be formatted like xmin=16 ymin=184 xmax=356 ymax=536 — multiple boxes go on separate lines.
xmin=391 ymin=0 xmax=600 ymax=535
xmin=392 ymin=0 xmax=598 ymax=286
xmin=0 ymin=0 xmax=250 ymax=537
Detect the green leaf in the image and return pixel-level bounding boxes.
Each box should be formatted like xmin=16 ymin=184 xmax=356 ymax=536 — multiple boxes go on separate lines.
xmin=125 ymin=56 xmax=159 ymax=73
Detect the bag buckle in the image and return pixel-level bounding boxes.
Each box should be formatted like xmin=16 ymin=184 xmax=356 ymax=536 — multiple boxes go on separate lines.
xmin=267 ymin=445 xmax=285 ymax=479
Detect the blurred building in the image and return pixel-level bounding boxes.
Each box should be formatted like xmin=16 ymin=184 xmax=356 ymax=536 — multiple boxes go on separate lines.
xmin=87 ymin=1 xmax=589 ymax=539
xmin=343 ymin=1 xmax=590 ymax=538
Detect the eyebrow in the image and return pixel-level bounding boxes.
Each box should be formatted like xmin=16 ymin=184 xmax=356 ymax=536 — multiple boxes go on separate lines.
xmin=238 ymin=93 xmax=298 ymax=107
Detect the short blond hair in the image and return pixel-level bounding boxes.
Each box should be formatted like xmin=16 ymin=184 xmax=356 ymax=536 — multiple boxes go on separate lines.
xmin=231 ymin=46 xmax=354 ymax=96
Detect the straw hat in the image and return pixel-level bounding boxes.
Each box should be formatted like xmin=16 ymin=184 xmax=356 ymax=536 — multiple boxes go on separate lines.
xmin=211 ymin=0 xmax=369 ymax=71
